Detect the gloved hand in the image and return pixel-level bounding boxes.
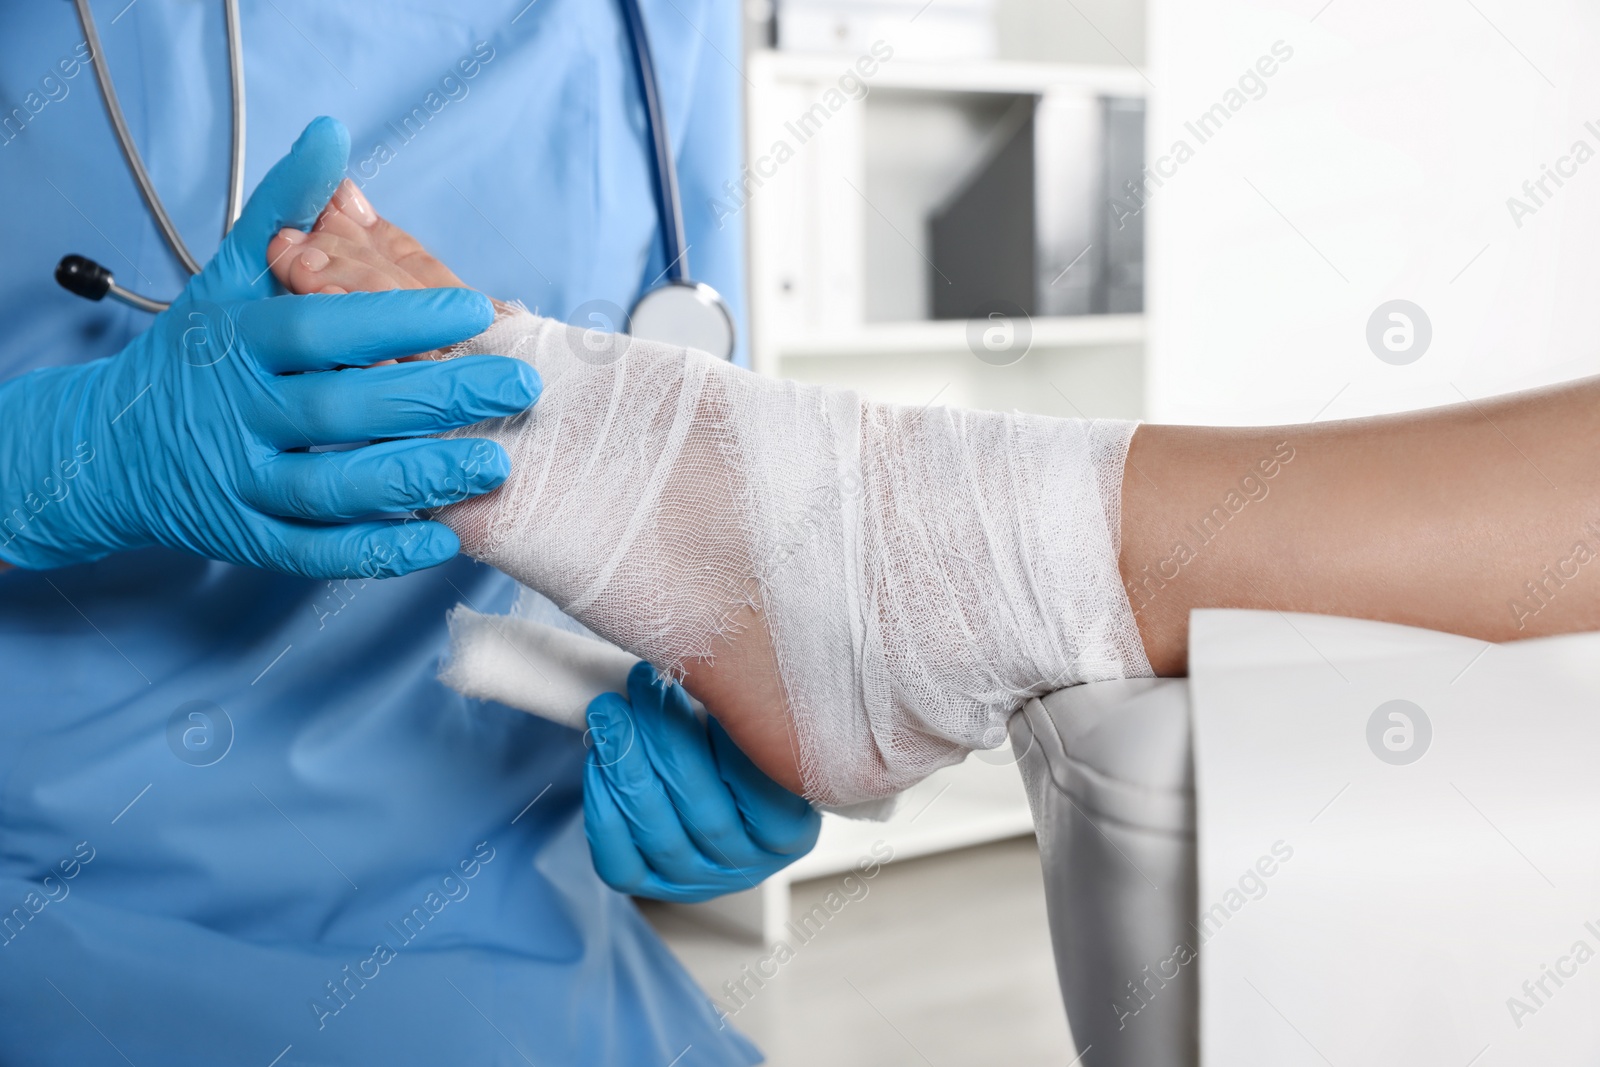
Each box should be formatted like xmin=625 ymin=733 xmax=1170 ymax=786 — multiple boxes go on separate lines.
xmin=0 ymin=117 xmax=536 ymax=578
xmin=584 ymin=661 xmax=821 ymax=903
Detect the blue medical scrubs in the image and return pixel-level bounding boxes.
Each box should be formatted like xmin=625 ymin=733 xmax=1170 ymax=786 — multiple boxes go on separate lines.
xmin=0 ymin=2 xmax=754 ymax=1064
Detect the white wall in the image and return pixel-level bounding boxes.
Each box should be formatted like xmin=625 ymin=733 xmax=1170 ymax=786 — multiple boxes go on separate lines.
xmin=1147 ymin=0 xmax=1600 ymax=424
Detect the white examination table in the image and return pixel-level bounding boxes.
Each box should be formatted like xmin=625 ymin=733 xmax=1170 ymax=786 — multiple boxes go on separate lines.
xmin=1014 ymin=610 xmax=1600 ymax=1066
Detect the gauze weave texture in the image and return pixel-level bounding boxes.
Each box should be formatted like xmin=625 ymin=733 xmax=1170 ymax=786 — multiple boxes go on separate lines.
xmin=439 ymin=309 xmax=1152 ymax=804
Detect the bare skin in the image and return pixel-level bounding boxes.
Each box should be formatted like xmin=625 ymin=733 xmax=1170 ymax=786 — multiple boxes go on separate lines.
xmin=270 ymin=181 xmax=1600 ymax=795
xmin=1120 ymin=389 xmax=1600 ymax=675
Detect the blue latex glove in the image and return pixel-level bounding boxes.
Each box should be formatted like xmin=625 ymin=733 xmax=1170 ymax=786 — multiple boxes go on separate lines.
xmin=584 ymin=661 xmax=821 ymax=903
xmin=0 ymin=117 xmax=536 ymax=579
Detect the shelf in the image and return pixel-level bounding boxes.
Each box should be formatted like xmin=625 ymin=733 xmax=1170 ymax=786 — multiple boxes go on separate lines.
xmin=775 ymin=314 xmax=1145 ymax=359
xmin=750 ymin=50 xmax=1148 ymax=98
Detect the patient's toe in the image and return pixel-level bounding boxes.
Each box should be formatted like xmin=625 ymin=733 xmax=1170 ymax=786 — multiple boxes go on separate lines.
xmin=374 ymin=221 xmax=469 ymax=290
xmin=307 ymin=182 xmax=468 ymax=291
xmin=327 ymin=178 xmax=380 ymax=231
xmin=268 ymin=229 xmax=417 ymax=296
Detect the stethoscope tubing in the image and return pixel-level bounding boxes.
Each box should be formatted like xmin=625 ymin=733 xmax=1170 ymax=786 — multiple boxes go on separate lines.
xmin=223 ymin=0 xmax=247 ymax=234
xmin=72 ymin=0 xmax=248 ymax=277
xmin=60 ymin=0 xmax=732 ymax=360
xmin=617 ymin=0 xmax=690 ymax=284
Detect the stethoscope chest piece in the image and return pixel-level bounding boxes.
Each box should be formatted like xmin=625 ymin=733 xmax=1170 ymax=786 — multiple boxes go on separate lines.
xmin=629 ymin=281 xmax=736 ymax=361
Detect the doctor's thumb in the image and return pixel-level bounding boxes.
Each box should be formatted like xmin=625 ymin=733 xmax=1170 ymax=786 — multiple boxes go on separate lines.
xmin=199 ymin=116 xmax=353 ymax=304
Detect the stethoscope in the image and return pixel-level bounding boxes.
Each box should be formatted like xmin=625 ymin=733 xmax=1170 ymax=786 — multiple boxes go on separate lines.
xmin=54 ymin=0 xmax=737 ymax=361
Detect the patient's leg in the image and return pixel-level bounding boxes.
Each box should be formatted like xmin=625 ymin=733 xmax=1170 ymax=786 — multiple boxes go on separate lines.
xmin=270 ymin=190 xmax=1600 ymax=802
xmin=1121 ymin=392 xmax=1600 ymax=674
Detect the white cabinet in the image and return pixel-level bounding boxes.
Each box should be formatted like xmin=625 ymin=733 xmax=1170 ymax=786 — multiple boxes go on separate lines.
xmin=743 ymin=51 xmax=1149 ymax=395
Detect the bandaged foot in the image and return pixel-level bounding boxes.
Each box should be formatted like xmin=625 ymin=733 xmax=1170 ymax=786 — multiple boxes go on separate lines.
xmin=269 ymin=185 xmax=1152 ymax=804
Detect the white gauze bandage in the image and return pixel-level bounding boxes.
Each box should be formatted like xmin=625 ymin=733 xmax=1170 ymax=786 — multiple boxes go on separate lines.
xmin=439 ymin=309 xmax=1151 ymax=804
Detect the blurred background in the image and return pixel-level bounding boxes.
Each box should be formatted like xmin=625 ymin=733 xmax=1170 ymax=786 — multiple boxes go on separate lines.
xmin=644 ymin=0 xmax=1600 ymax=1062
